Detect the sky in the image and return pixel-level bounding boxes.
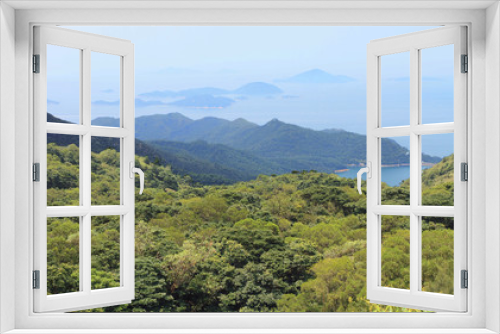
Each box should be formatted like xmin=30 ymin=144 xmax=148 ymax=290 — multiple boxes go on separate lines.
xmin=47 ymin=26 xmax=455 ymax=157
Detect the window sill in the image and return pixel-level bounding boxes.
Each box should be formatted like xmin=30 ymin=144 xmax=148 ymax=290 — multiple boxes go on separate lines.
xmin=4 ymin=329 xmax=497 ymax=334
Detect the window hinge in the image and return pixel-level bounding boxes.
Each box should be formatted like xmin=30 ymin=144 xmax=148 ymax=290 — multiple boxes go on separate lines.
xmin=33 ymin=270 xmax=40 ymax=289
xmin=461 ymin=162 xmax=468 ymax=181
xmin=461 ymin=54 xmax=468 ymax=73
xmin=33 ymin=54 xmax=40 ymax=73
xmin=33 ymin=163 xmax=40 ymax=182
xmin=461 ymin=270 xmax=468 ymax=289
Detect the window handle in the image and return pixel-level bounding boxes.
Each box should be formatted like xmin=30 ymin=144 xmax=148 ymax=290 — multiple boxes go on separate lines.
xmin=129 ymin=162 xmax=144 ymax=195
xmin=357 ymin=162 xmax=371 ymax=194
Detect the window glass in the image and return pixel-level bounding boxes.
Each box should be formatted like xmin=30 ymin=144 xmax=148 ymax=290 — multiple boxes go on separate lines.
xmin=91 ymin=216 xmax=121 ymax=290
xmin=421 ymin=45 xmax=454 ymax=124
xmin=421 ymin=216 xmax=454 ymax=295
xmin=381 ymin=215 xmax=410 ymax=290
xmin=47 ymin=44 xmax=81 ymax=124
xmin=421 ymin=133 xmax=454 ymax=206
xmin=47 ymin=217 xmax=80 ymax=295
xmin=91 ymin=137 xmax=121 ymax=206
xmin=91 ymin=52 xmax=121 ymax=127
xmin=381 ymin=52 xmax=410 ymax=127
xmin=47 ymin=134 xmax=80 ymax=206
xmin=381 ymin=136 xmax=410 ymax=205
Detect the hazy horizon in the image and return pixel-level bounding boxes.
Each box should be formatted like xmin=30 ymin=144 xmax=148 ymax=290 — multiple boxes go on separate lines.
xmin=47 ymin=26 xmax=454 ymax=157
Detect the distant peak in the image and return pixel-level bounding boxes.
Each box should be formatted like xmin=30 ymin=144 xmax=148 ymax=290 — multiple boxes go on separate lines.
xmin=166 ymin=112 xmax=192 ymax=119
xmin=305 ymin=68 xmax=328 ymax=74
xmin=265 ymin=118 xmax=284 ymax=126
xmin=136 ymin=113 xmax=193 ymax=122
xmin=232 ymin=118 xmax=257 ymax=127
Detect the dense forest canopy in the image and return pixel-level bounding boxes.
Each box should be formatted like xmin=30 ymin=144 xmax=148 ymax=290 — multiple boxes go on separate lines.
xmin=47 ymin=142 xmax=454 ymax=312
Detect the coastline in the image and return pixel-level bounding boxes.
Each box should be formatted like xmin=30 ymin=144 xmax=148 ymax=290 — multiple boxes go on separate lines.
xmin=336 ymin=162 xmax=436 ymax=173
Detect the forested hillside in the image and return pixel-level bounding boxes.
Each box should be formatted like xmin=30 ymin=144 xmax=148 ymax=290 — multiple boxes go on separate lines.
xmin=150 ymin=140 xmax=289 ymax=178
xmin=51 ymin=112 xmax=440 ymax=185
xmin=47 ymin=143 xmax=454 ymax=313
xmin=92 ymin=113 xmax=441 ymax=173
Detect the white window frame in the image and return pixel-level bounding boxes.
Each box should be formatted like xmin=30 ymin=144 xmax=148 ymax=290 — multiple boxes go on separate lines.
xmin=366 ymin=26 xmax=468 ymax=312
xmin=1 ymin=2 xmax=499 ymax=333
xmin=33 ymin=26 xmax=136 ymax=313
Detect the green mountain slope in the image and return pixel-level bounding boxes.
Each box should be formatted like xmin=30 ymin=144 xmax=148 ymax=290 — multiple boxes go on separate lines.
xmin=170 ymin=117 xmax=258 ymax=144
xmin=54 ymin=113 xmax=442 ymax=185
xmin=48 ymin=113 xmax=256 ymax=185
xmin=402 ymin=154 xmax=454 ymax=207
xmin=92 ymin=113 xmax=441 ymax=172
xmin=150 ymin=140 xmax=289 ymax=177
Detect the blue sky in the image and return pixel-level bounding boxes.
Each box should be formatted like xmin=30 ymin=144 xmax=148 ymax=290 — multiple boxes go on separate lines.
xmin=48 ymin=26 xmax=454 ymax=156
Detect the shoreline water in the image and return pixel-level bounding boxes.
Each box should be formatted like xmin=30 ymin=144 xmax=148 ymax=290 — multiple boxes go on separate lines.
xmin=336 ymin=164 xmax=432 ymax=187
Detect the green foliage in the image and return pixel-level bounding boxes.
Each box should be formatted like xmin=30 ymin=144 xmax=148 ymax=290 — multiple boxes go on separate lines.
xmin=422 ymin=155 xmax=454 ymax=207
xmin=46 ymin=143 xmax=454 ymax=313
xmin=382 ymin=229 xmax=410 ymax=289
xmin=421 ymin=219 xmax=454 ymax=294
xmin=47 ymin=217 xmax=79 ymax=295
xmin=47 ymin=143 xmax=80 ymax=206
xmin=151 ymin=140 xmax=288 ymax=183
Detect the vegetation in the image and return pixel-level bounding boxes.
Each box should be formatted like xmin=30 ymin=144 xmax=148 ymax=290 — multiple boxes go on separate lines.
xmin=91 ymin=113 xmax=441 ymax=177
xmin=46 ymin=143 xmax=454 ymax=312
xmin=51 ymin=112 xmax=441 ymax=185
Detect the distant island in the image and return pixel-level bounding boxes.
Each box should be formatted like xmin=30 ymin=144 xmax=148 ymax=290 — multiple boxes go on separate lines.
xmin=168 ymin=95 xmax=235 ymax=108
xmin=277 ymin=69 xmax=355 ymax=84
xmin=232 ymin=82 xmax=283 ymax=95
xmin=137 ymin=82 xmax=283 ymax=102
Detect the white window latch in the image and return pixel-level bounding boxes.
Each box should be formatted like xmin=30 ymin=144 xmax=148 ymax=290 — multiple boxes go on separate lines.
xmin=129 ymin=162 xmax=144 ymax=195
xmin=357 ymin=162 xmax=371 ymax=194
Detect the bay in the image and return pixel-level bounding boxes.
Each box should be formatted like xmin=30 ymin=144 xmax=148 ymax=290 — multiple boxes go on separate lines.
xmin=336 ymin=165 xmax=431 ymax=187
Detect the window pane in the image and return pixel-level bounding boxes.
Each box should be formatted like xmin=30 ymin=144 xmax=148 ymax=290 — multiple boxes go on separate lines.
xmin=47 ymin=217 xmax=80 ymax=295
xmin=421 ymin=133 xmax=454 ymax=206
xmin=47 ymin=44 xmax=80 ymax=124
xmin=91 ymin=216 xmax=121 ymax=290
xmin=91 ymin=52 xmax=121 ymax=127
xmin=91 ymin=137 xmax=121 ymax=205
xmin=381 ymin=215 xmax=410 ymax=290
xmin=421 ymin=216 xmax=454 ymax=295
xmin=381 ymin=136 xmax=410 ymax=205
xmin=381 ymin=52 xmax=410 ymax=127
xmin=421 ymin=45 xmax=454 ymax=124
xmin=47 ymin=134 xmax=80 ymax=206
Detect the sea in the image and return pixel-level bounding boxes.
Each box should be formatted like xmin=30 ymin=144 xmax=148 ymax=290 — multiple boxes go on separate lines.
xmin=335 ymin=165 xmax=431 ymax=187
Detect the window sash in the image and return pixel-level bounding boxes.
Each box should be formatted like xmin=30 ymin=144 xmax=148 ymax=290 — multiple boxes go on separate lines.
xmin=33 ymin=25 xmax=136 ymax=313
xmin=366 ymin=26 xmax=468 ymax=312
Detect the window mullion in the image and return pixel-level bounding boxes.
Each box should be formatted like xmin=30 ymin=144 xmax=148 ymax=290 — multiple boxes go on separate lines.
xmin=82 ymin=47 xmax=92 ymax=294
xmin=409 ymin=47 xmax=420 ymax=294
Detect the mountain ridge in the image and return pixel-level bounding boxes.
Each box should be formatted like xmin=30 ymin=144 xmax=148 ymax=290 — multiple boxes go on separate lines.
xmin=49 ymin=112 xmax=441 ymax=185
xmin=92 ymin=113 xmax=441 ymax=172
xmin=48 ymin=113 xmax=256 ymax=184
